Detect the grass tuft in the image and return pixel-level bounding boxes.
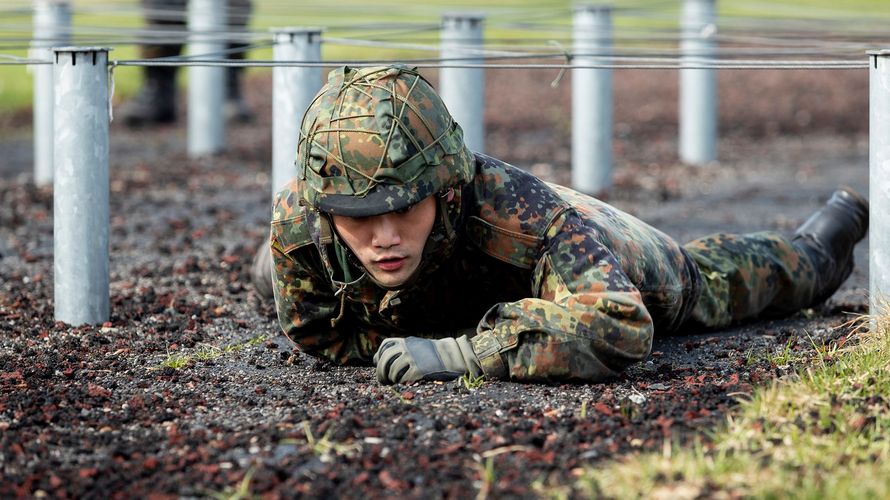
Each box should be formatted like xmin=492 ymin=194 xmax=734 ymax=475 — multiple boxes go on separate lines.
xmin=458 ymin=373 xmax=486 ymax=391
xmin=155 ymin=334 xmax=268 ymax=370
xmin=576 ymin=312 xmax=890 ymax=498
xmin=476 ymin=456 xmax=496 ymax=500
xmin=209 ymin=466 xmax=256 ymax=500
xmin=300 ymin=421 xmax=361 ymax=463
xmin=159 ymin=353 xmax=191 ymax=370
xmin=765 ymin=336 xmax=800 ymax=366
xmin=386 ymin=386 xmax=412 ymax=404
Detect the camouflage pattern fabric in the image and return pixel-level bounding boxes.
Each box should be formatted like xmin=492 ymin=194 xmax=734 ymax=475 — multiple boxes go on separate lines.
xmin=298 ymin=66 xmax=474 ymax=217
xmin=270 ymin=154 xmax=821 ymax=383
xmin=684 ymin=232 xmax=817 ymax=328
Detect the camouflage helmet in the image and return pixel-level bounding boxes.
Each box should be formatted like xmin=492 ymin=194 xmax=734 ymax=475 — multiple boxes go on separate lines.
xmin=297 ymin=65 xmax=475 ymax=217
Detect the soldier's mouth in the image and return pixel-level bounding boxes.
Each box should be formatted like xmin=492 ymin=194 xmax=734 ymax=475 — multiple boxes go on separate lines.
xmin=375 ymin=257 xmax=406 ymax=272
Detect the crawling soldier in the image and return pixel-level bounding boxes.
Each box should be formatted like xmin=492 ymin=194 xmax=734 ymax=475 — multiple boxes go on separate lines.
xmin=253 ymin=65 xmax=868 ymax=385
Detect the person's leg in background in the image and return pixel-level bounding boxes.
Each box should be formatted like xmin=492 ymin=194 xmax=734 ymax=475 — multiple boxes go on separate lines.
xmin=225 ymin=0 xmax=254 ymax=123
xmin=120 ymin=0 xmax=185 ymax=127
xmin=121 ymin=0 xmax=254 ymax=127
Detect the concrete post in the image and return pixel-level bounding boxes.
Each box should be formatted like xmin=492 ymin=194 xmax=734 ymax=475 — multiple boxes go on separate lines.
xmin=572 ymin=5 xmax=613 ymax=194
xmin=679 ymin=0 xmax=717 ymax=165
xmin=32 ymin=0 xmax=72 ymax=186
xmin=53 ymin=47 xmax=111 ymax=325
xmin=271 ymin=28 xmax=322 ymax=199
xmin=440 ymin=13 xmax=485 ymax=154
xmin=870 ymin=50 xmax=890 ymax=314
xmin=188 ymin=0 xmax=226 ymax=157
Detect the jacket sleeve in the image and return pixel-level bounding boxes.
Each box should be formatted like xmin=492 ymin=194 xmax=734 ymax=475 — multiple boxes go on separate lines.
xmin=272 ymin=241 xmax=382 ymax=365
xmin=468 ymin=209 xmax=654 ymax=382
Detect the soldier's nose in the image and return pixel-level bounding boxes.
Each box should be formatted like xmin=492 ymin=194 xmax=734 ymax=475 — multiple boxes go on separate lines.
xmin=371 ymin=214 xmax=402 ymax=248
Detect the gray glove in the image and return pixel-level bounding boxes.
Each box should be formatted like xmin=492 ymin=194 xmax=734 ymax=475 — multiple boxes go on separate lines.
xmin=373 ymin=335 xmax=483 ymax=385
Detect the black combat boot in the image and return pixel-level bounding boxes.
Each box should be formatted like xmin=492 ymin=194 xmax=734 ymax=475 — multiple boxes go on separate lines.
xmin=792 ymin=187 xmax=869 ymax=305
xmin=120 ymin=66 xmax=178 ymax=127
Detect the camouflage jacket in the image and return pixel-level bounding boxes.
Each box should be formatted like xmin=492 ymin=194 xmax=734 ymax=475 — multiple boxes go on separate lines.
xmin=271 ymin=154 xmax=701 ymax=383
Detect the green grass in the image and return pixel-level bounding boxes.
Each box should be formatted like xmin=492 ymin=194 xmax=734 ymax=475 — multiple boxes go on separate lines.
xmin=157 ymin=334 xmax=267 ymax=370
xmin=719 ymin=0 xmax=890 ymax=20
xmin=575 ymin=313 xmax=890 ymax=498
xmin=299 ymin=421 xmax=361 ymax=463
xmin=386 ymin=386 xmax=413 ymax=404
xmin=209 ymin=467 xmax=257 ymax=500
xmin=458 ymin=372 xmax=486 ymax=391
xmin=159 ymin=352 xmax=192 ymax=370
xmin=766 ymin=336 xmax=799 ymax=366
xmin=2 ymin=0 xmax=575 ymax=111
xmin=5 ymin=0 xmax=890 ymax=112
xmin=1 ymin=0 xmax=143 ymax=110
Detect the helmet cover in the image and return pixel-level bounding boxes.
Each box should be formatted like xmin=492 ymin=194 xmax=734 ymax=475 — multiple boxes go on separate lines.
xmin=298 ymin=65 xmax=474 ymax=217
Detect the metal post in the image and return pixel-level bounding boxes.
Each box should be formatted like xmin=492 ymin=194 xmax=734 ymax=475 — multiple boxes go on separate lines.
xmin=53 ymin=47 xmax=111 ymax=325
xmin=271 ymin=28 xmax=322 ymax=198
xmin=440 ymin=13 xmax=485 ymax=154
xmin=32 ymin=0 xmax=72 ymax=186
xmin=188 ymin=0 xmax=226 ymax=157
xmin=572 ymin=5 xmax=613 ymax=194
xmin=679 ymin=0 xmax=717 ymax=165
xmin=870 ymin=50 xmax=890 ymax=314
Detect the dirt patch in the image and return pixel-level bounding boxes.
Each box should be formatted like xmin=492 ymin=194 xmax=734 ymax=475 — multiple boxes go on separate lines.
xmin=0 ymin=67 xmax=869 ymax=497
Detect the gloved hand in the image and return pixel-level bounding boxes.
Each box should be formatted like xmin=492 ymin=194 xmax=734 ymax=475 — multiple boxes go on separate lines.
xmin=373 ymin=335 xmax=483 ymax=385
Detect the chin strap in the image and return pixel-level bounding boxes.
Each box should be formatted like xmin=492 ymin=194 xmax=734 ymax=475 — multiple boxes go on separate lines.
xmin=333 ymin=233 xmax=355 ymax=284
xmin=330 ymin=270 xmax=367 ymax=328
xmin=438 ymin=188 xmax=456 ymax=239
xmin=316 ymin=213 xmax=369 ymax=327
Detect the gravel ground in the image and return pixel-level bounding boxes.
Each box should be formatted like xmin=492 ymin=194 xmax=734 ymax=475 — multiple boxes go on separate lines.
xmin=0 ymin=68 xmax=869 ymax=497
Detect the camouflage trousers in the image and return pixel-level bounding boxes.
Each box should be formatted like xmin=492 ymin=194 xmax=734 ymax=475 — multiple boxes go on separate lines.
xmin=683 ymin=231 xmax=818 ymax=330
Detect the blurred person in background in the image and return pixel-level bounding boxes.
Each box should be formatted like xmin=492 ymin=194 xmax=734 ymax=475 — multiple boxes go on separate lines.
xmin=119 ymin=0 xmax=254 ymax=127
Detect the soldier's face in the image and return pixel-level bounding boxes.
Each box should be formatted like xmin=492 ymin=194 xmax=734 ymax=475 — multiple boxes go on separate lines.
xmin=332 ymin=195 xmax=437 ymax=288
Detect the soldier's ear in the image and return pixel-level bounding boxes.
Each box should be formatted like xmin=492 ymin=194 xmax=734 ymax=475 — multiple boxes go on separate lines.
xmin=441 ymin=188 xmax=455 ymax=203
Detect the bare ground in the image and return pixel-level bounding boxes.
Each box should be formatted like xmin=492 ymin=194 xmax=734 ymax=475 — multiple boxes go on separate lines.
xmin=0 ymin=67 xmax=870 ymax=497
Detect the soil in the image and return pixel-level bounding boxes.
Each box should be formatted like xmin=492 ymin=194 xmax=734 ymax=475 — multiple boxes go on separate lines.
xmin=0 ymin=67 xmax=870 ymax=498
